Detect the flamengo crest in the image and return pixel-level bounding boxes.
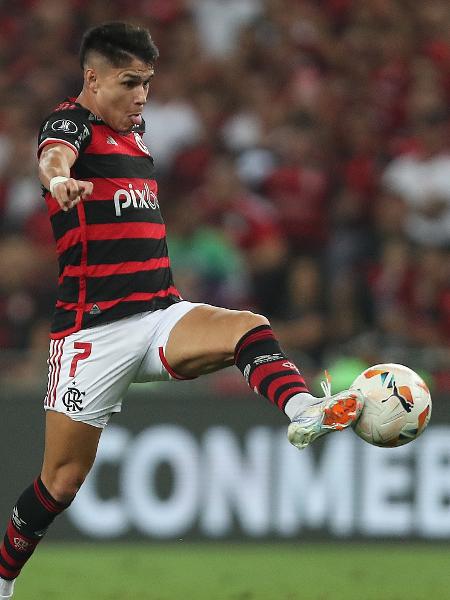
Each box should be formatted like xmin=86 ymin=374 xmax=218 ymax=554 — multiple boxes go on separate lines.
xmin=14 ymin=537 xmax=31 ymax=552
xmin=134 ymin=132 xmax=150 ymax=155
xmin=62 ymin=385 xmax=85 ymax=412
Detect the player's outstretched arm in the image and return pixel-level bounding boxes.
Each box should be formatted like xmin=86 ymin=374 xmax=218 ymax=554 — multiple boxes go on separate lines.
xmin=39 ymin=143 xmax=93 ymax=212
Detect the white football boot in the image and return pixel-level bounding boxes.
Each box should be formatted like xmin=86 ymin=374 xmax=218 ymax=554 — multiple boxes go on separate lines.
xmin=287 ymin=373 xmax=364 ymax=450
xmin=0 ymin=577 xmax=15 ymax=599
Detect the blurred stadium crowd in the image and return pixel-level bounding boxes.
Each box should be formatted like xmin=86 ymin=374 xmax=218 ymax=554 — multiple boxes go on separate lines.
xmin=0 ymin=0 xmax=448 ymax=390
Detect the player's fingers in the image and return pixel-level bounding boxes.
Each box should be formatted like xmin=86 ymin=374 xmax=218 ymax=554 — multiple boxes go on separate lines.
xmin=78 ymin=181 xmax=93 ymax=199
xmin=54 ymin=179 xmax=91 ymax=211
xmin=67 ymin=196 xmax=82 ymax=210
xmin=53 ymin=183 xmax=72 ymax=211
xmin=66 ymin=180 xmax=82 ymax=201
xmin=54 ymin=182 xmax=79 ymax=211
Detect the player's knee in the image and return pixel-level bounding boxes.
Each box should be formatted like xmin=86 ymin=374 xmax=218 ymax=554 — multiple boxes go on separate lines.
xmin=45 ymin=464 xmax=90 ymax=503
xmin=233 ymin=311 xmax=270 ymax=345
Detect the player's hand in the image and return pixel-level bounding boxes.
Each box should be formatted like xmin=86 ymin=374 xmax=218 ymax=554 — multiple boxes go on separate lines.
xmin=51 ymin=178 xmax=93 ymax=212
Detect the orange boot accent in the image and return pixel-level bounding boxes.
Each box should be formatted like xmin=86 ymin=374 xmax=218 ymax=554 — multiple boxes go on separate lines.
xmin=322 ymin=395 xmax=358 ymax=428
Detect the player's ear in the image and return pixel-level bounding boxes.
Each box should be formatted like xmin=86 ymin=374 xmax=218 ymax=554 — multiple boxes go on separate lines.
xmin=85 ymin=68 xmax=98 ymax=93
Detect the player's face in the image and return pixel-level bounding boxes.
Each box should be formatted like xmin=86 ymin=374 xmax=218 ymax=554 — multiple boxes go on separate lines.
xmin=92 ymin=57 xmax=154 ymax=133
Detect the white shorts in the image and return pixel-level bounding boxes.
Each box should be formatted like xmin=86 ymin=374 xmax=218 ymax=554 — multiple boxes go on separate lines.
xmin=44 ymin=301 xmax=203 ymax=428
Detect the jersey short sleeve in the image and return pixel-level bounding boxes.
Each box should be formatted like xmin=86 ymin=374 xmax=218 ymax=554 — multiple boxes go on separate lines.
xmin=38 ymin=107 xmax=92 ymax=158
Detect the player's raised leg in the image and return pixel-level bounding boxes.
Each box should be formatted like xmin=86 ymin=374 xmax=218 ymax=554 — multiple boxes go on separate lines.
xmin=164 ymin=305 xmax=364 ymax=450
xmin=0 ymin=412 xmax=101 ymax=599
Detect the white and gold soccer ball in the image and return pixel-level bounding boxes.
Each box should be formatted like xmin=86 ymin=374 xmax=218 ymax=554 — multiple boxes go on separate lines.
xmin=350 ymin=363 xmax=432 ymax=447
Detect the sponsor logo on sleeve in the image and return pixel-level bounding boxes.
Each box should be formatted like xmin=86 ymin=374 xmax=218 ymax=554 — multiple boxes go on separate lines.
xmin=51 ymin=119 xmax=78 ymax=134
xmin=73 ymin=124 xmax=91 ymax=150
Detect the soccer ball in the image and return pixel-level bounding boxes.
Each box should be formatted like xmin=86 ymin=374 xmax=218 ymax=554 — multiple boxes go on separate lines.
xmin=350 ymin=363 xmax=432 ymax=447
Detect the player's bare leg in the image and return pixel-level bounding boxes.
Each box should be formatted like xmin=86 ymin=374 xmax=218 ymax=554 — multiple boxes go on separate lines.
xmin=0 ymin=412 xmax=101 ymax=598
xmin=164 ymin=305 xmax=364 ymax=450
xmin=164 ymin=305 xmax=269 ymax=375
xmin=40 ymin=411 xmax=102 ymax=502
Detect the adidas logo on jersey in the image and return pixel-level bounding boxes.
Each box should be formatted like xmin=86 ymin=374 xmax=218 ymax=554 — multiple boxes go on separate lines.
xmin=106 ymin=135 xmax=118 ymax=145
xmin=89 ymin=304 xmax=101 ymax=315
xmin=114 ymin=182 xmax=159 ymax=217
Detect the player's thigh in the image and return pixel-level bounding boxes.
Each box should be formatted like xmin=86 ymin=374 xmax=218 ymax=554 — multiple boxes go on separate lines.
xmin=44 ymin=317 xmax=144 ymax=426
xmin=164 ymin=304 xmax=268 ymax=376
xmin=135 ymin=301 xmax=206 ymax=382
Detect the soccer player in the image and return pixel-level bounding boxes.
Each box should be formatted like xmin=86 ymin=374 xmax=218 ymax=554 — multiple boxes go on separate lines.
xmin=0 ymin=22 xmax=364 ymax=599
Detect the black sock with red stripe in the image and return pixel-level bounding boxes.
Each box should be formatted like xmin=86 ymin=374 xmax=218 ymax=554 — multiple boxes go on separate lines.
xmin=235 ymin=325 xmax=311 ymax=413
xmin=0 ymin=477 xmax=71 ymax=581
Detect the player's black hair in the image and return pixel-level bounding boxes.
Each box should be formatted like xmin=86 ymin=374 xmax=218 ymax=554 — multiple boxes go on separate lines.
xmin=79 ymin=22 xmax=159 ymax=69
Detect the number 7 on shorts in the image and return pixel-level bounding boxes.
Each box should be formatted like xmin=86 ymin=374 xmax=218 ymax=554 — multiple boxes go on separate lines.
xmin=69 ymin=342 xmax=92 ymax=377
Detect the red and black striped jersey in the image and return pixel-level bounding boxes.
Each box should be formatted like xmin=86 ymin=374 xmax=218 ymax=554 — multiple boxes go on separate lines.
xmin=38 ymin=98 xmax=181 ymax=338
